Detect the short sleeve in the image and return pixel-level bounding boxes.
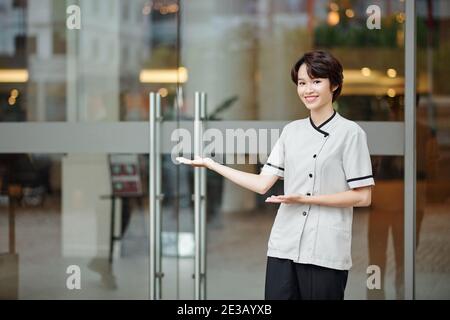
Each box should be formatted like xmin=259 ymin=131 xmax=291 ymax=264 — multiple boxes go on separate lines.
xmin=343 ymin=128 xmax=375 ymax=189
xmin=261 ymin=128 xmax=286 ymax=178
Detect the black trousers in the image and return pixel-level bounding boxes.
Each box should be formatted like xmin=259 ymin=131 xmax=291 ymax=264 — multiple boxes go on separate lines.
xmin=265 ymin=257 xmax=348 ymax=300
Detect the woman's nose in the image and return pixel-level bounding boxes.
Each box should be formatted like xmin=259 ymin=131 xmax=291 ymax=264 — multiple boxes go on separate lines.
xmin=304 ymin=84 xmax=314 ymax=93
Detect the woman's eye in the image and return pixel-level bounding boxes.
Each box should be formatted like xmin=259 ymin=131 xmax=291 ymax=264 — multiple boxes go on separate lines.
xmin=298 ymin=82 xmax=305 ymax=86
xmin=314 ymin=80 xmax=321 ymax=84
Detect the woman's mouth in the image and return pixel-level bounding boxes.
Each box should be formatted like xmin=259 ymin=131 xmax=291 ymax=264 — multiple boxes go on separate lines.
xmin=304 ymin=95 xmax=318 ymax=103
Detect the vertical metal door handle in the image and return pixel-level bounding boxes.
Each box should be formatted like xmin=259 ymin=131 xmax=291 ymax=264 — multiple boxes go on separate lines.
xmin=194 ymin=91 xmax=207 ymax=300
xmin=149 ymin=92 xmax=163 ymax=299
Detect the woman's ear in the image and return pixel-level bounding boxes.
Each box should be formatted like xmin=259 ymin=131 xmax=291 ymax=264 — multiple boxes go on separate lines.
xmin=331 ymin=85 xmax=338 ymax=92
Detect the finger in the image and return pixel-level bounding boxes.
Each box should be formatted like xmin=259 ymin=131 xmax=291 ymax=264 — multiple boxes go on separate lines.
xmin=179 ymin=158 xmax=196 ymax=166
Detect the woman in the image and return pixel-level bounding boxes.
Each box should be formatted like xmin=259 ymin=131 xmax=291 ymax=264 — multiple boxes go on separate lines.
xmin=177 ymin=50 xmax=374 ymax=300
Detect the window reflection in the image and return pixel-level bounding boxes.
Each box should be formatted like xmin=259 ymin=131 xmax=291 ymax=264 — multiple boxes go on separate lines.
xmin=416 ymin=0 xmax=450 ymax=300
xmin=0 ymin=153 xmax=150 ymax=298
xmin=0 ymin=0 xmax=411 ymax=123
xmin=0 ymin=0 xmax=181 ymax=122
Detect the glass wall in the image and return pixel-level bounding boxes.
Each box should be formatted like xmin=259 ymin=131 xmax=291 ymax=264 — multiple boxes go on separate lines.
xmin=0 ymin=0 xmax=449 ymax=300
xmin=0 ymin=0 xmax=183 ymax=300
xmin=415 ymin=0 xmax=450 ymax=299
xmin=0 ymin=153 xmax=150 ymax=299
xmin=0 ymin=0 xmax=180 ymax=123
xmin=178 ymin=0 xmax=406 ymax=299
xmin=179 ymin=0 xmax=406 ymax=122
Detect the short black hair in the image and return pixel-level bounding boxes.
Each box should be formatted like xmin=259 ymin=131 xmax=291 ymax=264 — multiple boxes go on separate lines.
xmin=291 ymin=50 xmax=344 ymax=102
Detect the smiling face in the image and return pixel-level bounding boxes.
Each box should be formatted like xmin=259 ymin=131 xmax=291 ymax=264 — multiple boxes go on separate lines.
xmin=296 ymin=63 xmax=336 ymax=112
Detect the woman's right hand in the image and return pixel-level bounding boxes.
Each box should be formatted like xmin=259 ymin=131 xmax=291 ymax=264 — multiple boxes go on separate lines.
xmin=176 ymin=156 xmax=215 ymax=169
xmin=178 ymin=156 xmax=278 ymax=195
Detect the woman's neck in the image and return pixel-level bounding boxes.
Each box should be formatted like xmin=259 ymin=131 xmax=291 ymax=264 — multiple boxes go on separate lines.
xmin=310 ymin=105 xmax=335 ymax=127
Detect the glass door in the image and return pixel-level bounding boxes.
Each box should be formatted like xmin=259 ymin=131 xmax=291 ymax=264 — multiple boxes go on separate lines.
xmin=0 ymin=0 xmax=188 ymax=299
xmin=2 ymin=0 xmax=449 ymax=301
xmin=179 ymin=0 xmax=407 ymax=299
xmin=415 ymin=0 xmax=450 ymax=299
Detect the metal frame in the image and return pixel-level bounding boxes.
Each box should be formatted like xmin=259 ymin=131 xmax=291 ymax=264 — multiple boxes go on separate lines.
xmin=404 ymin=0 xmax=416 ymax=300
xmin=149 ymin=92 xmax=163 ymax=299
xmin=194 ymin=92 xmax=207 ymax=300
xmin=0 ymin=121 xmax=403 ymax=155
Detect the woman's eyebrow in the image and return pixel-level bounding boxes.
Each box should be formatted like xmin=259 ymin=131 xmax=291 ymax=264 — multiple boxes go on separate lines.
xmin=298 ymin=77 xmax=321 ymax=81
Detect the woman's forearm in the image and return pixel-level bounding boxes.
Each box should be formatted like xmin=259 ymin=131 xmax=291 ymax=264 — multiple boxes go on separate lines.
xmin=209 ymin=161 xmax=273 ymax=195
xmin=304 ymin=190 xmax=370 ymax=208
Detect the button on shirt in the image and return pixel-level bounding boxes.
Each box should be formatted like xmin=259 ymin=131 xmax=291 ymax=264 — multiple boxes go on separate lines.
xmin=261 ymin=110 xmax=375 ymax=270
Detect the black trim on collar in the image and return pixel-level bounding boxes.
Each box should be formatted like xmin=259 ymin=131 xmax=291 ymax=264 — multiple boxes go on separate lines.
xmin=309 ymin=109 xmax=336 ymax=136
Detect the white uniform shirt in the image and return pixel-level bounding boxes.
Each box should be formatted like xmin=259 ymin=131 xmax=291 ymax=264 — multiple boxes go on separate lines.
xmin=261 ymin=110 xmax=375 ymax=270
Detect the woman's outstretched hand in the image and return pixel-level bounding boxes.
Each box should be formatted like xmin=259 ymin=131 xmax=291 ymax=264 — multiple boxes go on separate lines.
xmin=176 ymin=156 xmax=215 ymax=169
xmin=265 ymin=194 xmax=308 ymax=204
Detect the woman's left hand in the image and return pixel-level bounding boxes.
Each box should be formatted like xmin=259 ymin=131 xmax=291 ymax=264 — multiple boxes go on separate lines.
xmin=265 ymin=194 xmax=308 ymax=204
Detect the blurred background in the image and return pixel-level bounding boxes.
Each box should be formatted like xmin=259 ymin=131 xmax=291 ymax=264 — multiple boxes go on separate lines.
xmin=0 ymin=0 xmax=449 ymax=299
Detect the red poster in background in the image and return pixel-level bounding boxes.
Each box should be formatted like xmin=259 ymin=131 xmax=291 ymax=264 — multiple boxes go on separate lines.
xmin=109 ymin=154 xmax=143 ymax=197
